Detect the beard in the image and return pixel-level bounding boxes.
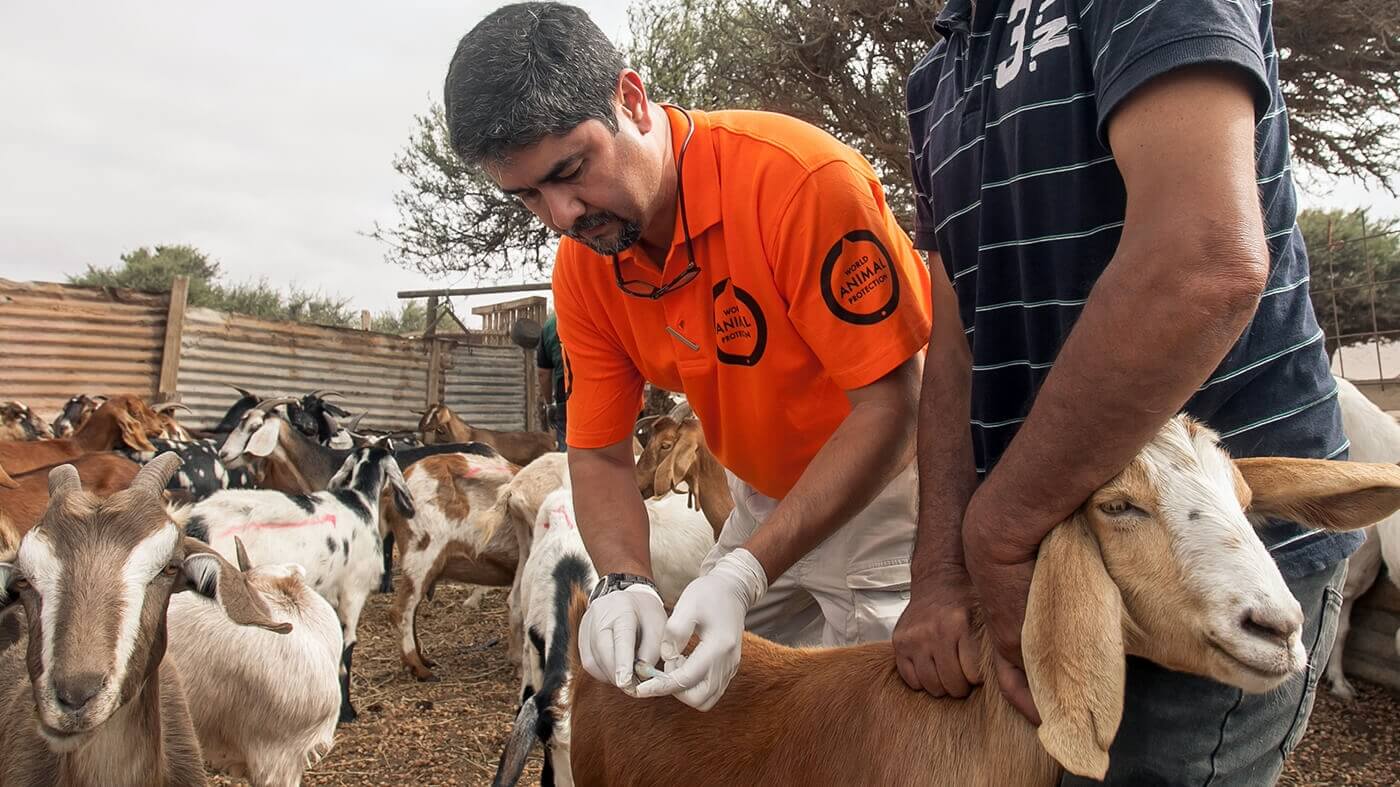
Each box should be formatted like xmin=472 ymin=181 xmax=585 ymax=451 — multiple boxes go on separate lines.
xmin=565 ymin=211 xmax=643 ymax=256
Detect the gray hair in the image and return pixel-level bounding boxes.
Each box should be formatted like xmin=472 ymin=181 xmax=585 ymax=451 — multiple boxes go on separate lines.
xmin=444 ymin=2 xmax=627 ymax=166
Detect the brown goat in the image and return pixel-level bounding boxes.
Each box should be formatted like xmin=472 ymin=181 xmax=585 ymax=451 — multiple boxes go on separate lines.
xmin=418 ymin=404 xmax=556 ymax=466
xmin=0 ymin=395 xmax=163 ymax=476
xmin=569 ymin=419 xmax=1400 ymax=785
xmin=635 ymin=416 xmax=731 ymax=539
xmin=0 ymin=453 xmax=143 ymax=535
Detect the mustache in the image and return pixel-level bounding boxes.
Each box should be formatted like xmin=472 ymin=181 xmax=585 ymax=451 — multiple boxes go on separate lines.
xmin=567 ymin=212 xmax=622 ymax=236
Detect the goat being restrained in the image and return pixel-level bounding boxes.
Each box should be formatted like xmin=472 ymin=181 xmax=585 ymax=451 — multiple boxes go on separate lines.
xmin=568 ymin=416 xmax=1400 ymax=785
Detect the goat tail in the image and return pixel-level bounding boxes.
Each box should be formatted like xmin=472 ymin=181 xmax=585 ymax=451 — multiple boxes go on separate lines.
xmin=492 ymin=696 xmax=540 ymax=787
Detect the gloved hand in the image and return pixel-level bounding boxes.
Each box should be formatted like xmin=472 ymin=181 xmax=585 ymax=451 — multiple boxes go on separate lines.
xmin=579 ymin=583 xmax=668 ymax=690
xmin=635 ymin=549 xmax=768 ymax=711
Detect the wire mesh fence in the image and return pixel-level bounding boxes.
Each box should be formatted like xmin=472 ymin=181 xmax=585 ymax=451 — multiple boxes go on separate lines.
xmin=1310 ymin=217 xmax=1400 ymax=388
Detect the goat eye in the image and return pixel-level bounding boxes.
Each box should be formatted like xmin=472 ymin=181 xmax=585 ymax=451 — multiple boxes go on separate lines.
xmin=1098 ymin=501 xmax=1143 ymax=517
xmin=660 ymin=442 xmax=674 ymax=451
xmin=161 ymin=565 xmax=181 ymax=578
xmin=12 ymin=577 xmax=30 ymax=591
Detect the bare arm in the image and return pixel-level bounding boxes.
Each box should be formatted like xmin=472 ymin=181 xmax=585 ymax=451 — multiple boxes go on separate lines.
xmin=569 ymin=439 xmax=653 ymax=578
xmin=963 ymin=65 xmax=1272 ymax=715
xmin=743 ymin=354 xmax=922 ymax=580
xmin=969 ymin=66 xmax=1270 ymax=563
xmin=538 ymin=369 xmax=554 ymax=404
xmin=893 ymin=252 xmax=983 ymax=696
xmin=911 ymin=253 xmax=976 ymax=583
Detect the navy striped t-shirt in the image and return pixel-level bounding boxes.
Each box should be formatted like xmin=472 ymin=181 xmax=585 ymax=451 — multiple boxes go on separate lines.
xmin=906 ymin=0 xmax=1361 ymax=577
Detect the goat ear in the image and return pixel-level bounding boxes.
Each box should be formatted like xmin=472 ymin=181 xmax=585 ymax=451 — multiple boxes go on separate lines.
xmin=0 ymin=563 xmax=24 ymax=654
xmin=178 ymin=538 xmax=292 ymax=634
xmin=117 ymin=412 xmax=157 ymax=452
xmin=386 ymin=460 xmax=415 ymax=519
xmin=245 ymin=420 xmax=281 ymax=458
xmin=0 ymin=463 xmax=17 ymax=490
xmin=655 ymin=432 xmax=700 ymax=495
xmin=1236 ymin=457 xmax=1400 ymax=532
xmin=1023 ymin=516 xmax=1124 ymax=781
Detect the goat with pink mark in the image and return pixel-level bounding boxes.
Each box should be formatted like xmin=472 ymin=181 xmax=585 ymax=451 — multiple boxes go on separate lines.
xmin=179 ymin=443 xmax=415 ymax=724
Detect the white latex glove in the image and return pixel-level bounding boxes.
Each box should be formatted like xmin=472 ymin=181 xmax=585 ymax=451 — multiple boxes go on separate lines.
xmin=635 ymin=548 xmax=768 ymax=711
xmin=579 ymin=583 xmax=668 ymax=690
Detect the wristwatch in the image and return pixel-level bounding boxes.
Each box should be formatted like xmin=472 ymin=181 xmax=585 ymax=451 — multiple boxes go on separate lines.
xmin=589 ymin=572 xmax=659 ymax=602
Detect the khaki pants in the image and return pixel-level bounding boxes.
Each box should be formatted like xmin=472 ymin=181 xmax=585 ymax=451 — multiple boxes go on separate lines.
xmin=702 ymin=464 xmax=917 ymax=647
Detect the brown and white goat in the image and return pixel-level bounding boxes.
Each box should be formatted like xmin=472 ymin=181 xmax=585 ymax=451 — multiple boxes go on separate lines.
xmin=388 ymin=451 xmax=519 ymax=680
xmin=50 ymin=395 xmax=107 ymax=439
xmin=0 ymin=454 xmax=290 ymax=787
xmin=634 ymin=415 xmax=731 ymax=539
xmin=418 ymin=403 xmax=557 ymax=466
xmin=0 ymin=401 xmax=52 ymax=442
xmin=0 ymin=453 xmax=144 ymax=534
xmin=152 ymin=402 xmax=195 ymax=441
xmin=0 ymin=395 xmax=164 ymax=476
xmin=569 ymin=417 xmax=1400 ymax=785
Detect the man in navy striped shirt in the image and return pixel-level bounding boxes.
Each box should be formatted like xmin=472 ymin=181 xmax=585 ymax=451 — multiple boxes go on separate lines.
xmin=899 ymin=0 xmax=1358 ymax=782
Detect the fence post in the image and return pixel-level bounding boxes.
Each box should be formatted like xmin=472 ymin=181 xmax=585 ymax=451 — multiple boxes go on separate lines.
xmin=155 ymin=276 xmax=190 ymax=403
xmin=360 ymin=310 xmax=372 ymax=331
xmin=427 ymin=339 xmax=444 ymax=410
xmin=524 ymin=347 xmax=539 ymax=431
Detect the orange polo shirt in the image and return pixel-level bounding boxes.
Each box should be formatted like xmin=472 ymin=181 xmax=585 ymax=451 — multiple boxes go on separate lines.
xmin=554 ymin=106 xmax=932 ymax=499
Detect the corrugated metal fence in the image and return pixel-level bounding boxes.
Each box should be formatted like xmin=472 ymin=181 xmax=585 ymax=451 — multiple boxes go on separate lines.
xmin=178 ymin=308 xmax=434 ymax=432
xmin=0 ymin=278 xmax=536 ymax=431
xmin=0 ymin=279 xmax=167 ymax=417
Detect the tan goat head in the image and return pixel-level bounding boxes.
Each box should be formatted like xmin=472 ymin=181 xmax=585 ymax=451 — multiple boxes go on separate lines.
xmin=1024 ymin=417 xmax=1400 ymax=777
xmin=0 ymin=453 xmax=289 ymax=749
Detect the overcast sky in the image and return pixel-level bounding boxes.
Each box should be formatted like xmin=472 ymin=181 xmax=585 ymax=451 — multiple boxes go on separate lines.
xmin=1 ymin=2 xmax=1394 ymax=320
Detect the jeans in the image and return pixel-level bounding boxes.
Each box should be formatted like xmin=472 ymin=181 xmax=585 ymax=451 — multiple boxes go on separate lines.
xmin=1061 ymin=560 xmax=1346 ymax=786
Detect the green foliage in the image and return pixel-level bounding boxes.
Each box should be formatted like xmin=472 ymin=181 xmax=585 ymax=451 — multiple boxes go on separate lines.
xmin=68 ymin=244 xmax=224 ymax=308
xmin=1301 ymin=209 xmax=1400 ymax=352
xmin=371 ymin=300 xmax=429 ymax=335
xmin=69 ymin=245 xmax=360 ymax=329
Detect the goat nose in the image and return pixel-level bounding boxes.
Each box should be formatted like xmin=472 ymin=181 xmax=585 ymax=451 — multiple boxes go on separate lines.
xmin=1241 ymin=605 xmax=1303 ymax=643
xmin=53 ymin=673 xmax=104 ymax=712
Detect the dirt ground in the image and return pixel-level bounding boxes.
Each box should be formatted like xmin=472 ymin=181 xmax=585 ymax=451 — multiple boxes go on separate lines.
xmin=211 ymin=582 xmax=1400 ymax=786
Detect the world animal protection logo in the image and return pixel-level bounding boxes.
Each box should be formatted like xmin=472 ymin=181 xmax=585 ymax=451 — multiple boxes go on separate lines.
xmin=821 ymin=229 xmax=900 ymax=325
xmin=712 ymin=278 xmax=767 ymax=366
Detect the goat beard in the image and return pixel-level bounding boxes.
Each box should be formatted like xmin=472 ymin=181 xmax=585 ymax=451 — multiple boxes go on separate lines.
xmin=564 ymin=211 xmax=642 ymax=256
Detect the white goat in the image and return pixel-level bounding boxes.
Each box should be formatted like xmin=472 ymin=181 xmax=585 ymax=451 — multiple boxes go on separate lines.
xmin=0 ymin=454 xmax=290 ymax=787
xmin=167 ymin=541 xmax=342 ymax=787
xmin=566 ymin=416 xmax=1400 ymax=785
xmin=182 ymin=443 xmax=414 ymax=722
xmin=494 ymin=487 xmax=716 ymax=787
xmin=1324 ymin=377 xmax=1400 ymax=699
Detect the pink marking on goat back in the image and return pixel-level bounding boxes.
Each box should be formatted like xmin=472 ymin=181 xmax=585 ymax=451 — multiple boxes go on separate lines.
xmin=545 ymin=504 xmax=576 ymax=530
xmin=218 ymin=513 xmax=338 ymax=539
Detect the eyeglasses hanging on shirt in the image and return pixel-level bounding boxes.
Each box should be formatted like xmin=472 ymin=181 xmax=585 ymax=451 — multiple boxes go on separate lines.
xmin=612 ymin=105 xmax=702 ymax=300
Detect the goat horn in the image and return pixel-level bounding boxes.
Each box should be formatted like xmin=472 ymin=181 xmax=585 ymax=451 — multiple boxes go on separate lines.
xmin=348 ymin=412 xmax=368 ymax=431
xmin=153 ymin=402 xmax=193 ymax=414
xmin=252 ymin=397 xmax=300 ymax=414
xmin=131 ymin=452 xmax=183 ymax=497
xmin=634 ymin=415 xmax=666 ymax=431
xmin=234 ymin=536 xmax=253 ymax=572
xmin=307 ymin=389 xmax=344 ymax=399
xmin=224 ymin=384 xmax=258 ymax=400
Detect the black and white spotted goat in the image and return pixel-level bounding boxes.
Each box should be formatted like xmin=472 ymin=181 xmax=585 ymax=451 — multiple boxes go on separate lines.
xmin=180 ymin=441 xmax=416 ymax=723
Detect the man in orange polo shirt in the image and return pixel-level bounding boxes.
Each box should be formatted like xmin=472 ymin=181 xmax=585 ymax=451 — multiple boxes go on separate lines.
xmin=445 ymin=2 xmax=938 ymax=711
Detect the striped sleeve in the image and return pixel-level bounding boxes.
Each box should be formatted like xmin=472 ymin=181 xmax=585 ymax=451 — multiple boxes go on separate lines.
xmin=1079 ymin=0 xmax=1273 ymax=144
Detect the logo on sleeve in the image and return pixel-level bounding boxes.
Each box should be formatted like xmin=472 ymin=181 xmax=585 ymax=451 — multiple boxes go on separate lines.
xmin=821 ymin=230 xmax=901 ymax=325
xmin=713 ymin=278 xmax=767 ymax=367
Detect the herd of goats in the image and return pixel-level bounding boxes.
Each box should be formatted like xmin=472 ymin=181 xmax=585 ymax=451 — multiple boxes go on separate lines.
xmin=6 ymin=378 xmax=1400 ymax=785
xmin=0 ymin=386 xmax=720 ymax=786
